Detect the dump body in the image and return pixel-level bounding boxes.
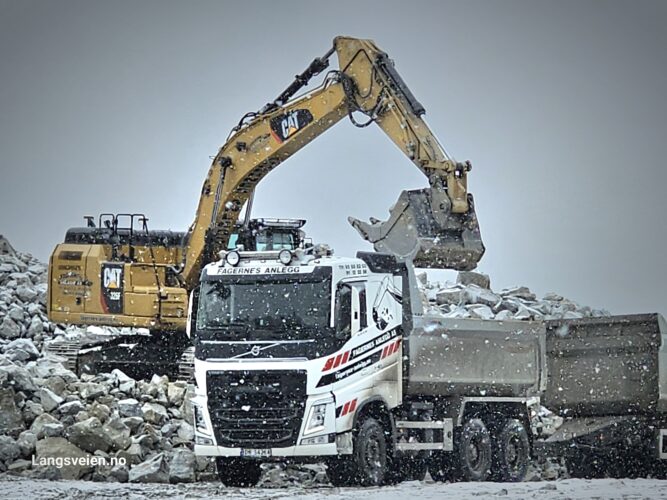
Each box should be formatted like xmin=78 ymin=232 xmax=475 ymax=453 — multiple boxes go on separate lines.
xmin=543 ymin=313 xmax=667 ymax=416
xmin=405 ymin=316 xmax=546 ymax=398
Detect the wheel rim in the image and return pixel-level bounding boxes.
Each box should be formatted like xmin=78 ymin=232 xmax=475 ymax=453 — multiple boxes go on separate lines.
xmin=468 ymin=436 xmax=486 ymax=471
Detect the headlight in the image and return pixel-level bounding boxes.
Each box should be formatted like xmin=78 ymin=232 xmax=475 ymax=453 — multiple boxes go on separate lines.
xmin=304 ymin=402 xmax=328 ymax=435
xmin=193 ymin=404 xmax=209 ymax=434
xmin=225 ymin=251 xmax=240 ymax=267
xmin=278 ymin=249 xmax=292 ymax=265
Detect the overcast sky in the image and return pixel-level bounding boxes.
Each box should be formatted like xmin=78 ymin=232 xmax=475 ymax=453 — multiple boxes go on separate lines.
xmin=1 ymin=0 xmax=665 ymax=316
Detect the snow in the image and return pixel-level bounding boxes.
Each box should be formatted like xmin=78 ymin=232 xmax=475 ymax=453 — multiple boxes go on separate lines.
xmin=1 ymin=476 xmax=665 ymax=499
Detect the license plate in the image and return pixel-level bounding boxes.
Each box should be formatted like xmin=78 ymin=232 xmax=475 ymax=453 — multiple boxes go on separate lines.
xmin=240 ymin=448 xmax=271 ymax=458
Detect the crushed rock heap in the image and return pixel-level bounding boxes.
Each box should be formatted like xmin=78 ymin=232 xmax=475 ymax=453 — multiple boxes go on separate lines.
xmin=418 ymin=271 xmax=609 ymax=322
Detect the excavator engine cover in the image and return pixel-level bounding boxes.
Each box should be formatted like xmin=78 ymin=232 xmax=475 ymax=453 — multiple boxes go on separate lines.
xmin=349 ymin=189 xmax=485 ymax=270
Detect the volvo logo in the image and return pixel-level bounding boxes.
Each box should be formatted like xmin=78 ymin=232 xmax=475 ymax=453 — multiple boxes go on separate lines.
xmin=250 ymin=345 xmax=261 ymax=357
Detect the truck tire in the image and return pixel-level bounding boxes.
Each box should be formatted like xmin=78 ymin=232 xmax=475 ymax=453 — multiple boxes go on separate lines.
xmin=388 ymin=454 xmax=428 ymax=483
xmin=325 ymin=458 xmax=359 ymax=486
xmin=215 ymin=457 xmax=262 ymax=487
xmin=492 ymin=418 xmax=530 ymax=482
xmin=353 ymin=416 xmax=389 ymax=486
xmin=459 ymin=418 xmax=492 ymax=481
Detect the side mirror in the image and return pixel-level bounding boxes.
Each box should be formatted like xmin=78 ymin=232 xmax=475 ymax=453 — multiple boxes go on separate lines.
xmin=335 ymin=284 xmax=352 ymax=340
xmin=186 ymin=287 xmax=200 ymax=339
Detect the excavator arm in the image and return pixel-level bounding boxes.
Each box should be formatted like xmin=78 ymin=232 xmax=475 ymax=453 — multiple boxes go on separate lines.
xmin=182 ymin=36 xmax=484 ymax=288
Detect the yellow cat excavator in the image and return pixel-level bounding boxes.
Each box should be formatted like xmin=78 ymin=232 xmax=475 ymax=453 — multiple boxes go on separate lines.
xmin=46 ymin=36 xmax=484 ymax=378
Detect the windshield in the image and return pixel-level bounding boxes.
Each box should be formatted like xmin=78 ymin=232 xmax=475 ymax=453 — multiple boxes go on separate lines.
xmin=196 ymin=275 xmax=331 ymax=337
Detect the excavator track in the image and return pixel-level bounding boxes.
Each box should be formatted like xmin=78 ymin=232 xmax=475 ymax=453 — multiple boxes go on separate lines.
xmin=44 ymin=340 xmax=82 ymax=373
xmin=177 ymin=346 xmax=195 ymax=383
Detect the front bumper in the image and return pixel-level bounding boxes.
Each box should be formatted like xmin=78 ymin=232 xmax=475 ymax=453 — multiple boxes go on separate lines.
xmin=194 ymin=441 xmax=340 ymax=458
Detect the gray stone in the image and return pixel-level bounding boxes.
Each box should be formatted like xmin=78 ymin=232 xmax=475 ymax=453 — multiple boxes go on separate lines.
xmin=4 ymin=338 xmax=40 ymax=362
xmin=0 ymin=387 xmax=24 ymax=434
xmin=0 ymin=435 xmax=21 ymax=462
xmin=7 ymin=305 xmax=25 ymax=323
xmin=79 ymin=382 xmax=106 ymax=400
xmin=39 ymin=387 xmax=64 ymax=412
xmin=43 ymin=376 xmax=67 ymax=397
xmin=119 ymin=380 xmax=136 ymax=394
xmin=111 ymin=369 xmax=134 ymax=385
xmin=175 ymin=422 xmax=194 ymax=444
xmin=15 ymin=284 xmax=37 ymax=303
xmin=34 ymin=437 xmax=93 ymax=480
xmin=167 ymin=382 xmax=187 ymax=406
xmin=464 ymin=286 xmax=502 ymax=308
xmin=16 ymin=431 xmax=36 ymax=458
xmin=66 ymin=417 xmax=112 ymax=453
xmin=7 ymin=458 xmax=31 ymax=473
xmin=128 ymin=452 xmax=169 ymax=483
xmin=102 ymin=416 xmax=131 ymax=451
xmin=142 ymin=402 xmax=168 ymax=425
xmin=89 ymin=402 xmax=111 ymax=423
xmin=109 ymin=462 xmax=129 ymax=482
xmin=169 ymin=448 xmax=196 ymax=483
xmin=467 ymin=304 xmax=495 ymax=320
xmin=457 ymin=271 xmax=491 ymax=289
xmin=116 ymin=442 xmax=144 ymax=465
xmin=26 ymin=317 xmax=43 ymax=337
xmin=22 ymin=401 xmax=44 ymax=424
xmin=59 ymin=400 xmax=85 ymax=416
xmin=30 ymin=413 xmax=61 ymax=439
xmin=27 ymin=355 xmax=78 ymax=383
xmin=40 ymin=422 xmax=64 ymax=438
xmin=118 ymin=398 xmax=142 ymax=418
xmin=0 ymin=364 xmax=37 ymax=392
xmin=435 ymin=288 xmax=464 ymax=306
xmin=0 ymin=317 xmax=21 ymax=340
xmin=122 ymin=416 xmax=144 ymax=433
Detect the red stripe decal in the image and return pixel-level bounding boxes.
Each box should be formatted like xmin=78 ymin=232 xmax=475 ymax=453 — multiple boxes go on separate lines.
xmin=323 ymin=357 xmax=334 ymax=371
xmin=348 ymin=399 xmax=357 ymax=414
xmin=341 ymin=351 xmax=350 ymax=364
xmin=381 ymin=345 xmax=389 ymax=359
xmin=342 ymin=401 xmax=351 ymax=416
xmin=392 ymin=339 xmax=401 ymax=354
xmin=333 ymin=354 xmax=343 ymax=368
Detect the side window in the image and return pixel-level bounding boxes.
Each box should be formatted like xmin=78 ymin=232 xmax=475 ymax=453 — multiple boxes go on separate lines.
xmin=358 ymin=285 xmax=367 ymax=330
xmin=335 ymin=284 xmax=352 ymax=338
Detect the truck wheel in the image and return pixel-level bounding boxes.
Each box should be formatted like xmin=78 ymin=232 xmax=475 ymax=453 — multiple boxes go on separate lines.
xmin=428 ymin=451 xmax=458 ymax=482
xmin=325 ymin=458 xmax=359 ymax=486
xmin=459 ymin=418 xmax=492 ymax=481
xmin=492 ymin=418 xmax=530 ymax=482
xmin=388 ymin=454 xmax=428 ymax=483
xmin=353 ymin=416 xmax=389 ymax=486
xmin=215 ymin=457 xmax=262 ymax=487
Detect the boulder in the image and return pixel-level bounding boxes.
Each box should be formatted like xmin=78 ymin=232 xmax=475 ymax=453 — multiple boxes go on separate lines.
xmin=167 ymin=383 xmax=187 ymax=406
xmin=109 ymin=462 xmax=129 ymax=482
xmin=39 ymin=387 xmax=64 ymax=412
xmin=88 ymin=402 xmax=111 ymax=423
xmin=40 ymin=422 xmax=65 ymax=438
xmin=4 ymin=339 xmax=40 ymax=362
xmin=457 ymin=271 xmax=491 ymax=289
xmin=30 ymin=413 xmax=61 ymax=439
xmin=0 ymin=387 xmax=24 ymax=434
xmin=0 ymin=317 xmax=21 ymax=340
xmin=16 ymin=431 xmax=36 ymax=458
xmin=118 ymin=398 xmax=142 ymax=418
xmin=79 ymin=382 xmax=106 ymax=401
xmin=34 ymin=437 xmax=93 ymax=480
xmin=102 ymin=416 xmax=131 ymax=451
xmin=66 ymin=417 xmax=112 ymax=453
xmin=435 ymin=288 xmax=463 ymax=306
xmin=169 ymin=448 xmax=196 ymax=483
xmin=15 ymin=284 xmax=37 ymax=303
xmin=128 ymin=452 xmax=169 ymax=483
xmin=22 ymin=401 xmax=44 ymax=424
xmin=116 ymin=442 xmax=144 ymax=465
xmin=142 ymin=402 xmax=168 ymax=425
xmin=59 ymin=400 xmax=85 ymax=416
xmin=0 ymin=435 xmax=21 ymax=463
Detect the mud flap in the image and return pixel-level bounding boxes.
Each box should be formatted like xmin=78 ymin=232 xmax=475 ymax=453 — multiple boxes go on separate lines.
xmin=349 ymin=189 xmax=484 ymax=270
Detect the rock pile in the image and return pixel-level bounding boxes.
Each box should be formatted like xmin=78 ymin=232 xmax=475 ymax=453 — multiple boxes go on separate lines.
xmin=418 ymin=271 xmax=609 ymax=322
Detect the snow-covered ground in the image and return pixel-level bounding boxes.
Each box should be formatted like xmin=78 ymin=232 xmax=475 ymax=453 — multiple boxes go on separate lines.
xmin=1 ymin=476 xmax=666 ymax=499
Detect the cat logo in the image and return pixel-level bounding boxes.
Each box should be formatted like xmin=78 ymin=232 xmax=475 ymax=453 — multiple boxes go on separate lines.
xmin=100 ymin=263 xmax=124 ymax=314
xmin=269 ymin=109 xmax=313 ymax=144
xmin=103 ymin=267 xmax=122 ymax=289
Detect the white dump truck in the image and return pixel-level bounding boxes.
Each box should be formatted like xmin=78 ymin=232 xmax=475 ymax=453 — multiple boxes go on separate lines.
xmin=189 ymin=247 xmax=548 ymax=486
xmin=189 ymin=247 xmax=667 ymax=486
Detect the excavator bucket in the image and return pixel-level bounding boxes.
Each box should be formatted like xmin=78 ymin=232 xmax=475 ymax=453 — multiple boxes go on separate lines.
xmin=349 ymin=189 xmax=485 ymax=270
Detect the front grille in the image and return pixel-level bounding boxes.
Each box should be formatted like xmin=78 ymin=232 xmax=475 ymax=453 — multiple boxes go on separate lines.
xmin=207 ymin=370 xmax=307 ymax=448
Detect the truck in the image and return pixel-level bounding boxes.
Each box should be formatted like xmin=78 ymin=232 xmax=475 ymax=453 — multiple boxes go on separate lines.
xmin=189 ymin=247 xmax=667 ymax=486
xmin=46 ymin=35 xmax=485 ymax=378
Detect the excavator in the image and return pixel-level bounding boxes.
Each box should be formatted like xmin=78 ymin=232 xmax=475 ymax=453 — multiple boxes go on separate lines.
xmin=46 ymin=36 xmax=485 ymax=379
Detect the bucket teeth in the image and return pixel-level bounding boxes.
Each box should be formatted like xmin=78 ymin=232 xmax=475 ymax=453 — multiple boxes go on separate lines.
xmin=349 ymin=189 xmax=485 ymax=270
